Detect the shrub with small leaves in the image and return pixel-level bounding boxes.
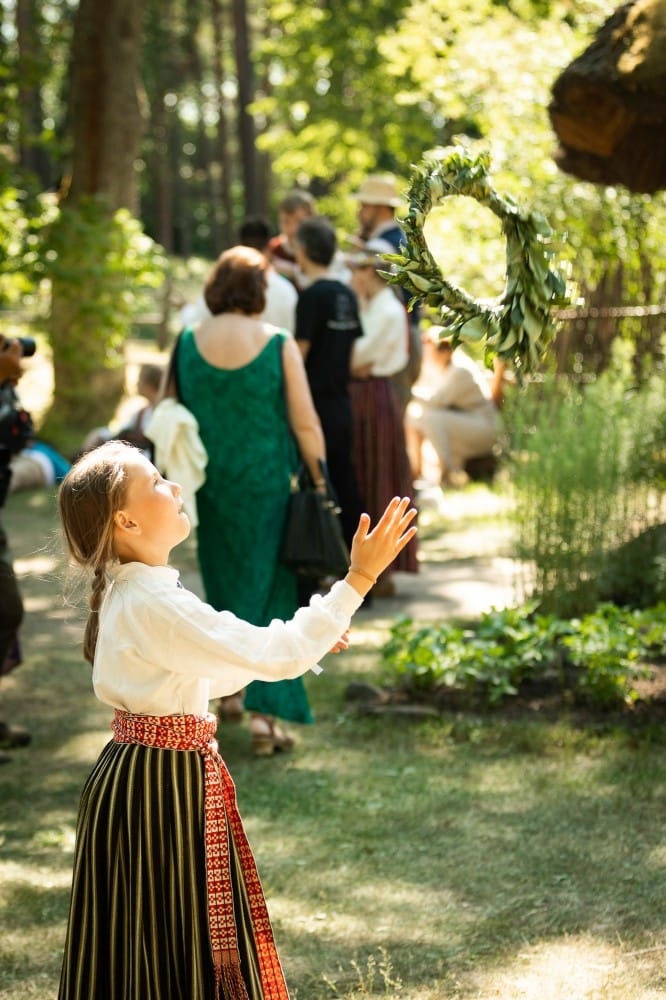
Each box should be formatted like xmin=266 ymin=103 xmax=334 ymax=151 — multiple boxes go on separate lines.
xmin=382 ymin=603 xmax=665 ymax=709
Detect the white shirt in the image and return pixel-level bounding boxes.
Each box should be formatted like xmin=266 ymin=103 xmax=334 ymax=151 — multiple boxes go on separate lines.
xmin=177 ymin=268 xmax=298 ymax=334
xmin=353 ymin=285 xmax=409 ymax=377
xmin=264 ymin=269 xmax=298 ymax=333
xmin=93 ymin=562 xmax=362 ymax=716
xmin=413 ymin=359 xmax=494 ymax=412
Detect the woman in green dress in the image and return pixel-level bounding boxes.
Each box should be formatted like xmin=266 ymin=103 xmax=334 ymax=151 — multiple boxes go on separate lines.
xmin=176 ymin=245 xmax=327 ymax=755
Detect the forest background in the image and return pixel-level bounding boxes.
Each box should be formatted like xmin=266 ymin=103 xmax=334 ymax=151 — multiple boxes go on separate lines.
xmin=0 ymin=0 xmax=665 ymax=450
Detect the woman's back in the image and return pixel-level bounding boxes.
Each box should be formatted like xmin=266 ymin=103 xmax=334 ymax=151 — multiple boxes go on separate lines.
xmin=177 ymin=325 xmax=299 ymax=625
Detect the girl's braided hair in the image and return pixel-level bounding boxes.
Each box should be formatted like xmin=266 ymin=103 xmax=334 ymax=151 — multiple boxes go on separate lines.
xmin=58 ymin=441 xmax=134 ymax=664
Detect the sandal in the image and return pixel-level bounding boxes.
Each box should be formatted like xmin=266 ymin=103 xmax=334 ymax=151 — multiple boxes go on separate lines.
xmin=250 ymin=716 xmax=295 ymax=757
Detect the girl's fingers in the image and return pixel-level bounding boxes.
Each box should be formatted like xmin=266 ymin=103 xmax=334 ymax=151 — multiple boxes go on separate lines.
xmin=352 ymin=512 xmax=372 ymax=544
xmin=383 ymin=499 xmax=417 ymax=538
xmin=392 ymin=524 xmax=418 ymax=555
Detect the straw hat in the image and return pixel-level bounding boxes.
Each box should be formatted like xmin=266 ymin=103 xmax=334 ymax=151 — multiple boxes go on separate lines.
xmin=352 ymin=174 xmax=403 ymax=207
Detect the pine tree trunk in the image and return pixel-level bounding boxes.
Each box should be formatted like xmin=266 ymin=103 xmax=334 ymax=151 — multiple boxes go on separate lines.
xmin=15 ymin=0 xmax=52 ymax=187
xmin=45 ymin=0 xmax=147 ymax=453
xmin=67 ymin=0 xmax=146 ymax=211
xmin=231 ymin=0 xmax=259 ymax=216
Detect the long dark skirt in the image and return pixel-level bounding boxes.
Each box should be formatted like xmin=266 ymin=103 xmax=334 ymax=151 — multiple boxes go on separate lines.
xmin=349 ymin=376 xmax=418 ymax=573
xmin=58 ymin=740 xmax=273 ymax=1000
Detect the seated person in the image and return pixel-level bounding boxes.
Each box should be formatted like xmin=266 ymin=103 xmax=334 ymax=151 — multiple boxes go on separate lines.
xmin=9 ymin=439 xmax=71 ymax=492
xmin=405 ymin=328 xmax=502 ymax=487
xmin=79 ymin=363 xmax=163 ymax=459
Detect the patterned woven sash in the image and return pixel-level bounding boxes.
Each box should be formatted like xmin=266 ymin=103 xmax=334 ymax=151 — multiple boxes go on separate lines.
xmin=112 ymin=710 xmax=290 ymax=1000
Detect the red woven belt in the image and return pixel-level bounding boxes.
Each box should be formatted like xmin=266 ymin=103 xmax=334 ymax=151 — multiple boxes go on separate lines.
xmin=112 ymin=710 xmax=289 ymax=999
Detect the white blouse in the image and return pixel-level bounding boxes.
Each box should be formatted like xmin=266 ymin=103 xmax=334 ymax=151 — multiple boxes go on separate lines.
xmin=92 ymin=562 xmax=362 ymax=716
xmin=353 ymin=286 xmax=409 ymax=377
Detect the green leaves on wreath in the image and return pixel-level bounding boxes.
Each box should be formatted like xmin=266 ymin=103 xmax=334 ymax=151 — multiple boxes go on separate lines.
xmin=385 ymin=146 xmax=569 ymax=373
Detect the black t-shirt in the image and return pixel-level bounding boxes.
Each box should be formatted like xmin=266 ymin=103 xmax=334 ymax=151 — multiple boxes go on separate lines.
xmin=295 ymin=279 xmax=362 ymax=430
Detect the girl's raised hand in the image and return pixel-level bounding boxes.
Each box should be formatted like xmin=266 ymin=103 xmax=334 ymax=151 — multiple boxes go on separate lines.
xmin=345 ymin=497 xmax=417 ymax=596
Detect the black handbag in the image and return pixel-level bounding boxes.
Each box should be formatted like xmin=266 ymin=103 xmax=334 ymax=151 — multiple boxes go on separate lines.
xmin=280 ymin=461 xmax=350 ymax=579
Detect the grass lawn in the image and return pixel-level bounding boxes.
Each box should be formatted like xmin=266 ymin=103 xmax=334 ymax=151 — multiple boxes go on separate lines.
xmin=0 ymin=486 xmax=664 ymax=999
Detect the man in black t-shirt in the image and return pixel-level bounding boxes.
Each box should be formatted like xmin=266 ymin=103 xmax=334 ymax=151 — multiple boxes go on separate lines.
xmin=293 ymin=217 xmax=365 ymax=551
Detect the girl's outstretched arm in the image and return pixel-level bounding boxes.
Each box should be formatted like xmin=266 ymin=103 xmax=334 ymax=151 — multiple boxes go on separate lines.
xmin=344 ymin=497 xmax=417 ymax=598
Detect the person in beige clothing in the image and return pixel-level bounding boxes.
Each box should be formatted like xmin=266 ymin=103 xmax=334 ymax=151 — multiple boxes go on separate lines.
xmin=406 ymin=329 xmax=501 ymax=486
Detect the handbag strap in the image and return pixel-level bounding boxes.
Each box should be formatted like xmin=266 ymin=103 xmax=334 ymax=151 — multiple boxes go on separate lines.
xmin=290 ymin=460 xmax=338 ymax=505
xmin=316 ymin=458 xmax=340 ymax=505
xmin=161 ymin=330 xmax=183 ymax=402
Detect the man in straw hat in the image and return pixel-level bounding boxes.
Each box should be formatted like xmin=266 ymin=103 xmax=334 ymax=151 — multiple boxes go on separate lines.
xmin=352 ymin=173 xmax=422 ymax=404
xmin=352 ymin=173 xmax=405 ymax=246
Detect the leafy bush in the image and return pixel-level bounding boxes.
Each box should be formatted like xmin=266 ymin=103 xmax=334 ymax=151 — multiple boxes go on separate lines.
xmin=505 ymin=363 xmax=666 ymax=617
xmin=39 ymin=197 xmax=168 ymax=450
xmin=381 ymin=603 xmax=665 ymax=709
xmin=562 ymin=603 xmax=664 ymax=707
xmin=0 ymin=187 xmax=58 ymax=308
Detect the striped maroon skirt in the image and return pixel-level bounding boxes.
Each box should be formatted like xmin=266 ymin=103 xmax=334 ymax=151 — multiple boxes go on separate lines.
xmin=349 ymin=376 xmax=418 ymax=573
xmin=58 ymin=712 xmax=289 ymax=1000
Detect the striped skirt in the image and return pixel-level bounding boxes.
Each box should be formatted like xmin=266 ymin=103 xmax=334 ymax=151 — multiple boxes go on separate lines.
xmin=58 ymin=713 xmax=289 ymax=1000
xmin=349 ymin=376 xmax=418 ymax=573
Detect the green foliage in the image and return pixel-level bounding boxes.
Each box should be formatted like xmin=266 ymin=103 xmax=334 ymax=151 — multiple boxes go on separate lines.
xmin=42 ymin=196 xmax=167 ymax=449
xmin=505 ymin=363 xmax=666 ymax=617
xmin=45 ymin=197 xmax=166 ymax=355
xmin=383 ymin=603 xmax=570 ymax=704
xmin=562 ymin=603 xmax=658 ymax=707
xmin=258 ymin=0 xmax=435 ymax=199
xmin=382 ymin=602 xmax=665 ymax=709
xmin=0 ymin=188 xmax=58 ymax=307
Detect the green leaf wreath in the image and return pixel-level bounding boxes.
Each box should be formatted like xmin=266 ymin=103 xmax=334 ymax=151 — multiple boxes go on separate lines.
xmin=384 ymin=146 xmax=569 ymax=372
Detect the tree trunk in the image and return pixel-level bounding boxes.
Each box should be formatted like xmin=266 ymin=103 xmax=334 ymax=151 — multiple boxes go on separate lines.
xmin=15 ymin=0 xmax=52 ymax=188
xmin=549 ymin=0 xmax=666 ymax=193
xmin=231 ymin=0 xmax=259 ymax=216
xmin=146 ymin=0 xmax=175 ymax=253
xmin=211 ymin=0 xmax=236 ymax=248
xmin=45 ymin=0 xmax=148 ymax=453
xmin=67 ymin=0 xmax=146 ymax=212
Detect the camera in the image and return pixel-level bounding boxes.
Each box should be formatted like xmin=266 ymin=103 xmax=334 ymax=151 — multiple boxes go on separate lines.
xmin=0 ymin=335 xmax=37 ymax=360
xmin=0 ymin=337 xmax=36 ymax=506
xmin=17 ymin=337 xmax=36 ymax=358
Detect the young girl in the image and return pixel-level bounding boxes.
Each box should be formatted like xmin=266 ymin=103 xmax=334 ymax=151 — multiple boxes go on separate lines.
xmin=56 ymin=440 xmax=417 ymax=1000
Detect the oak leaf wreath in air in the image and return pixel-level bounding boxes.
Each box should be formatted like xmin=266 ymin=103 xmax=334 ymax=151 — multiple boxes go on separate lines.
xmin=384 ymin=146 xmax=568 ymax=373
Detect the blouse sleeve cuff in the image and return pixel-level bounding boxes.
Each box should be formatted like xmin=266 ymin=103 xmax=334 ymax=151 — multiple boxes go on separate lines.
xmin=323 ymin=578 xmax=365 ymax=614
xmin=307 ymin=579 xmax=363 ymax=675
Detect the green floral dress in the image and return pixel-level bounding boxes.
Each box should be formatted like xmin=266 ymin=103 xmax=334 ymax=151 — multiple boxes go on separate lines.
xmin=177 ymin=328 xmax=313 ymax=723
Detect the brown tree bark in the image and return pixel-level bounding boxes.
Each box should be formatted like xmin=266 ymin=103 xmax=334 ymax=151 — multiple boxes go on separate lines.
xmin=15 ymin=0 xmax=52 ymax=187
xmin=231 ymin=0 xmax=259 ymax=216
xmin=147 ymin=0 xmax=175 ymax=254
xmin=44 ymin=0 xmax=148 ymax=453
xmin=549 ymin=0 xmax=666 ymax=193
xmin=211 ymin=0 xmax=236 ymax=248
xmin=67 ymin=0 xmax=146 ymax=212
